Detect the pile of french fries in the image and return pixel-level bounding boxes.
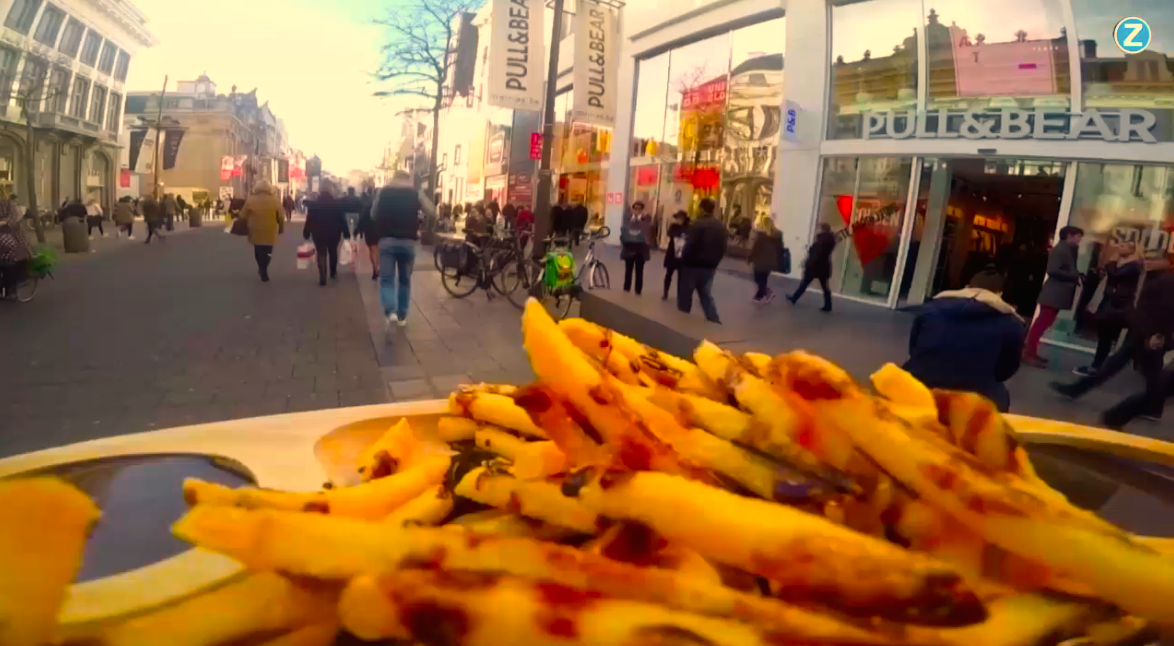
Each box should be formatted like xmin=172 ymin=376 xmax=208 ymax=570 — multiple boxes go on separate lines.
xmin=5 ymin=298 xmax=1173 ymax=646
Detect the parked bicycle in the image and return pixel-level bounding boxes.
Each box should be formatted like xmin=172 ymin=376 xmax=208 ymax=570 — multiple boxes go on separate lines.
xmin=0 ymin=261 xmax=50 ymax=303
xmin=437 ymin=231 xmax=525 ymax=301
xmin=503 ymin=226 xmax=610 ymax=319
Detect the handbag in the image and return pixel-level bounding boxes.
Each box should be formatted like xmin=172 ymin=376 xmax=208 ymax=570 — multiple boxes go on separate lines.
xmin=779 ymin=245 xmax=792 ymax=275
xmin=231 ymin=217 xmax=249 ymax=236
xmin=339 ymin=240 xmax=354 ymax=266
xmin=620 ymin=217 xmax=646 ymax=245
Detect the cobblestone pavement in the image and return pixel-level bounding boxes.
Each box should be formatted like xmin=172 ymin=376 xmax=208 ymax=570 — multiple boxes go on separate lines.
xmin=1 ymin=223 xmax=383 ymax=459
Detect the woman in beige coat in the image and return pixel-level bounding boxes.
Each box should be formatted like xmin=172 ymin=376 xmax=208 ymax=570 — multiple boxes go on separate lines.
xmin=241 ymin=181 xmax=284 ymax=282
xmin=113 ymin=196 xmax=136 ymax=239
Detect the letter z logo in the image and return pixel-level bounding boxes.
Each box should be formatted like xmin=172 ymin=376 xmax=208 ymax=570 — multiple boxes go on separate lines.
xmin=1114 ymin=17 xmax=1151 ymax=54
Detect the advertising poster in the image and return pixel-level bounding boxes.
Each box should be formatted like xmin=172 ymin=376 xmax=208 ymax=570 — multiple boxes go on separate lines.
xmin=487 ymin=0 xmax=545 ymax=111
xmin=162 ymin=129 xmax=185 ymax=171
xmin=128 ymin=129 xmax=148 ymax=172
xmin=572 ymin=0 xmax=618 ymax=127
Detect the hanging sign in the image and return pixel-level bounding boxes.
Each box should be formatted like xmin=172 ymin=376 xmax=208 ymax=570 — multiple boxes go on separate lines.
xmin=487 ymin=0 xmax=545 ymax=111
xmin=863 ymin=109 xmax=1160 ymax=143
xmin=220 ymin=155 xmax=233 ymax=181
xmin=232 ymin=155 xmax=247 ymax=178
xmin=162 ymin=129 xmax=185 ymax=171
xmin=572 ymin=0 xmax=618 ymax=127
xmin=128 ymin=128 xmax=148 ymax=172
xmin=529 ymin=132 xmax=543 ymax=159
xmin=119 ymin=168 xmax=131 ymax=188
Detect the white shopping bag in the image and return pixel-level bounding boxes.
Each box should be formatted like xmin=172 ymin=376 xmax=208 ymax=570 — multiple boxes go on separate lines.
xmin=339 ymin=240 xmax=354 ymax=266
xmin=296 ymin=242 xmax=315 ymax=270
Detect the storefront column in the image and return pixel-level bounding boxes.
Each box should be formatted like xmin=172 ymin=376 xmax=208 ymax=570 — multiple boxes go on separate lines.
xmin=905 ymin=159 xmax=953 ymax=306
xmin=606 ymin=34 xmax=638 ymax=245
xmin=774 ymin=0 xmax=828 ymax=276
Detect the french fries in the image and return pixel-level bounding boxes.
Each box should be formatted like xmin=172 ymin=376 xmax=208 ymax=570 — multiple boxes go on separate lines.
xmin=6 ymin=297 xmax=1159 ymax=645
xmin=0 ymin=478 xmax=99 ymax=646
xmin=183 ymin=454 xmax=450 ymax=520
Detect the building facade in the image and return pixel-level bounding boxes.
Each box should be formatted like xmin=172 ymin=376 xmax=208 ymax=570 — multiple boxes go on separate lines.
xmin=592 ymin=0 xmax=1174 ymax=356
xmin=0 ymin=0 xmax=153 ymax=213
xmin=123 ymin=76 xmax=298 ymax=203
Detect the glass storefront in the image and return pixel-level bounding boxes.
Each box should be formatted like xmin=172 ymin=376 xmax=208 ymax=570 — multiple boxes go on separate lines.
xmin=815 ymin=156 xmax=915 ymax=302
xmin=627 ymin=17 xmax=784 ymax=257
xmin=552 ymin=89 xmax=611 ymax=226
xmin=1050 ymin=162 xmax=1174 ymax=349
xmin=828 ymin=0 xmax=920 ymax=139
xmin=1074 ymin=0 xmax=1174 ymax=142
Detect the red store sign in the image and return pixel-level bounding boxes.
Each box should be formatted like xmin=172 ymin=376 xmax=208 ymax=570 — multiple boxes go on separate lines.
xmin=530 ymin=132 xmax=543 ymax=160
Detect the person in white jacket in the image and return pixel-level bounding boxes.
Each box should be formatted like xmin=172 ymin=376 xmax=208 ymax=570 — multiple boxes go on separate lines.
xmin=85 ymin=199 xmax=105 ymax=239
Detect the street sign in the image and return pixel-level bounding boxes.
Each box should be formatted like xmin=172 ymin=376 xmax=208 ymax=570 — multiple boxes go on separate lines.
xmin=1114 ymin=17 xmax=1152 ymax=54
xmin=783 ymin=100 xmax=800 ymax=143
xmin=530 ymin=132 xmax=543 ymax=160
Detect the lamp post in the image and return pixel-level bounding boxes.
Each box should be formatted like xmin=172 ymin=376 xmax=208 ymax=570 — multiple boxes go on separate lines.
xmin=533 ymin=0 xmax=624 ymax=260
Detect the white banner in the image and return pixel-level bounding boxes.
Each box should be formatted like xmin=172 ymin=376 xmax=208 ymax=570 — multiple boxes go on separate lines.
xmin=572 ymin=0 xmax=618 ymax=127
xmin=488 ymin=0 xmax=545 ymax=111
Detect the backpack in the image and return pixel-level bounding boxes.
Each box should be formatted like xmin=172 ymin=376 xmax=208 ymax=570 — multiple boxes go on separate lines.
xmin=545 ymin=249 xmax=576 ymax=290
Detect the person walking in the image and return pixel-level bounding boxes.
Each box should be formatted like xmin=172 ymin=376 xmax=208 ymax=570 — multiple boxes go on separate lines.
xmin=662 ymin=210 xmax=688 ymax=300
xmin=113 ymin=196 xmax=135 ymax=240
xmin=85 ymin=198 xmax=105 ymax=239
xmin=241 ymin=181 xmax=284 ymax=283
xmin=749 ymin=216 xmax=781 ymax=304
xmin=343 ymin=187 xmax=362 ymax=236
xmin=282 ymin=193 xmax=295 ymax=223
xmin=161 ymin=193 xmax=179 ymax=231
xmin=571 ymin=201 xmax=589 ymax=247
xmin=302 ymin=181 xmax=352 ymax=286
xmin=903 ymin=266 xmax=1025 ymax=412
xmin=1072 ymin=241 xmax=1142 ymax=377
xmin=677 ymin=198 xmax=727 ymax=324
xmin=356 ymin=194 xmax=380 ymax=281
xmin=0 ymin=188 xmax=33 ymax=300
xmin=1023 ymin=226 xmax=1084 ymax=367
xmin=176 ymin=195 xmax=189 ymax=220
xmin=373 ymin=170 xmax=437 ymax=331
xmin=620 ymin=201 xmax=652 ymax=295
xmin=788 ymin=222 xmax=837 ymax=312
xmin=141 ymin=194 xmax=164 ymax=244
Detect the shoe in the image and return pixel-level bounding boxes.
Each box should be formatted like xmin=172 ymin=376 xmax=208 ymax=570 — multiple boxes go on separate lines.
xmin=372 ymin=273 xmax=378 ymax=281
xmin=820 ymin=306 xmax=832 ymax=312
xmin=1140 ymin=414 xmax=1163 ymax=423
xmin=1072 ymin=366 xmax=1096 ymax=377
xmin=128 ymin=235 xmax=136 ymax=240
xmin=319 ymin=279 xmax=327 ymax=286
xmin=102 ymin=232 xmax=108 ymax=238
xmin=331 ymin=273 xmax=338 ymax=280
xmin=752 ymin=297 xmax=763 ymax=304
xmin=764 ymin=292 xmax=776 ymax=304
xmin=1022 ymin=353 xmax=1049 ymax=368
xmin=1048 ymin=381 xmax=1080 ymax=399
xmin=661 ymin=294 xmax=668 ymax=300
xmin=397 ymin=318 xmax=408 ymax=328
xmin=385 ymin=313 xmax=398 ymax=331
xmin=88 ymin=234 xmax=94 ymax=240
xmin=786 ymin=295 xmax=797 ymax=304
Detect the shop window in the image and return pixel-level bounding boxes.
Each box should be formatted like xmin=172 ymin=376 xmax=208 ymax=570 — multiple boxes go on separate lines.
xmin=1074 ymin=0 xmax=1174 ymax=142
xmin=4 ymin=0 xmax=42 ymax=35
xmin=1051 ymin=162 xmax=1174 ymax=350
xmin=33 ymin=3 xmax=65 ymax=47
xmin=58 ymin=17 xmax=84 ymax=58
xmin=89 ymin=84 xmax=106 ymax=124
xmin=69 ymin=74 xmax=89 ymax=119
xmin=631 ymin=53 xmax=669 ymax=163
xmin=815 ymin=156 xmax=915 ymax=302
xmin=454 ymin=144 xmax=462 ymax=165
xmin=48 ymin=66 xmax=69 ymax=113
xmin=79 ymin=31 xmax=101 ymax=68
xmin=927 ymin=0 xmax=1069 ymax=113
xmin=828 ymin=0 xmax=920 ymax=139
xmin=97 ymin=41 xmax=116 ymax=76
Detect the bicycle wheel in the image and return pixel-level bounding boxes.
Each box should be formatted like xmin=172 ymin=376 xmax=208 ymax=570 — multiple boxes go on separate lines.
xmin=15 ymin=275 xmax=38 ymax=303
xmin=433 ymin=245 xmax=444 ymax=272
xmin=589 ymin=262 xmax=610 ymax=290
xmin=490 ymin=250 xmax=523 ymax=297
xmin=504 ymin=260 xmax=541 ymax=310
xmin=440 ymin=253 xmax=481 ymax=299
xmin=551 ymin=287 xmax=575 ymax=320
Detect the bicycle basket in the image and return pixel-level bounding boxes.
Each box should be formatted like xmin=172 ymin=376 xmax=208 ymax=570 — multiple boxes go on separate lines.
xmin=439 ymin=243 xmax=471 ymax=273
xmin=28 ymin=244 xmax=56 ymax=276
xmin=545 ymin=250 xmax=576 ymax=290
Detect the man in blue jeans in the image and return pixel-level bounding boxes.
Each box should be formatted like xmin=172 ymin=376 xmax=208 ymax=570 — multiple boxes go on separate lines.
xmin=372 ymin=171 xmax=436 ymax=331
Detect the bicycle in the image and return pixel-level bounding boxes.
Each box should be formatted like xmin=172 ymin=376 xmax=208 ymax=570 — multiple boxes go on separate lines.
xmin=438 ymin=232 xmax=524 ymax=301
xmin=503 ymin=226 xmax=611 ymax=319
xmin=0 ymin=262 xmax=48 ymax=303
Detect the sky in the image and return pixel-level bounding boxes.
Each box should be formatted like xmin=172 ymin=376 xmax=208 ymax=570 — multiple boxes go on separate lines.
xmin=126 ymin=0 xmax=427 ymax=175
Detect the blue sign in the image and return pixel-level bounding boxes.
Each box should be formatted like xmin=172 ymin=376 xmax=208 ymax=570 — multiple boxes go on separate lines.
xmin=783 ymin=100 xmax=800 ymax=143
xmin=1114 ymin=17 xmax=1152 ymax=54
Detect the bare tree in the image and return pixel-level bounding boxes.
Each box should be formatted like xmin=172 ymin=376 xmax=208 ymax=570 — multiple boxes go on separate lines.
xmin=373 ymin=0 xmax=480 ymax=204
xmin=12 ymin=58 xmax=68 ymax=244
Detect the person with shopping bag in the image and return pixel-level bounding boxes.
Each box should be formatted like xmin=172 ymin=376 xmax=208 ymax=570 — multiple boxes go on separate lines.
xmin=240 ymin=180 xmax=284 ymax=283
xmin=302 ymin=180 xmax=352 ymax=286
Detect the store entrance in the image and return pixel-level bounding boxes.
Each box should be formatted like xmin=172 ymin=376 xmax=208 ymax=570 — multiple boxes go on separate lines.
xmin=900 ymin=157 xmax=1066 ymax=317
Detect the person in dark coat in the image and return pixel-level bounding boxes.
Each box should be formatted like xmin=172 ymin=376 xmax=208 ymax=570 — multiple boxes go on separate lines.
xmin=903 ymin=266 xmax=1025 ymax=412
xmin=619 ymin=201 xmax=653 ymax=295
xmin=1072 ymin=242 xmax=1142 ymax=376
xmin=748 ymin=216 xmax=781 ymax=304
xmin=283 ymin=194 xmax=295 ymax=222
xmin=1023 ymin=226 xmax=1084 ymax=367
xmin=662 ymin=211 xmax=688 ymax=300
xmin=677 ymin=198 xmax=727 ymax=324
xmin=570 ymin=202 xmax=589 ymax=247
xmin=551 ymin=197 xmax=570 ymax=239
xmin=302 ymin=181 xmax=354 ymax=286
xmin=788 ymin=222 xmax=837 ymax=312
xmin=140 ymin=195 xmax=164 ymax=244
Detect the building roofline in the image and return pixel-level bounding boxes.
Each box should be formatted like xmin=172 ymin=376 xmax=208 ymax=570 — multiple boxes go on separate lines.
xmin=89 ymin=0 xmax=158 ymax=48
